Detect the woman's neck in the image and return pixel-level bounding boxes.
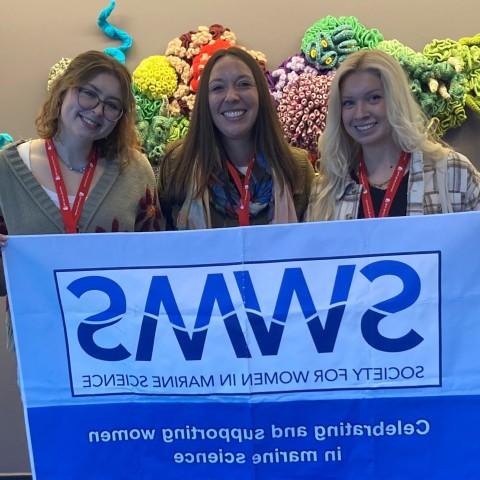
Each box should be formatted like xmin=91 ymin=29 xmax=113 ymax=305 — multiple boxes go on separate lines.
xmin=223 ymin=138 xmax=255 ymax=168
xmin=361 ymin=142 xmax=402 ymax=185
xmin=53 ymin=134 xmax=93 ymax=171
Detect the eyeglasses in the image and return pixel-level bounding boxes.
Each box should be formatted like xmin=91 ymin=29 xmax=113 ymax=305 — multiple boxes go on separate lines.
xmin=76 ymin=87 xmax=124 ymax=122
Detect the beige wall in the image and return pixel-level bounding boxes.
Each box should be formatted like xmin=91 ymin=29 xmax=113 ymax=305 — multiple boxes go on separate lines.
xmin=0 ymin=297 xmax=30 ymax=473
xmin=1 ymin=0 xmax=479 ymax=149
xmin=0 ymin=0 xmax=479 ymax=473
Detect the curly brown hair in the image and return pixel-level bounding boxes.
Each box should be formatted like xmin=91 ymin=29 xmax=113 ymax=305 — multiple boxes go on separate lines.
xmin=36 ymin=50 xmax=140 ymax=164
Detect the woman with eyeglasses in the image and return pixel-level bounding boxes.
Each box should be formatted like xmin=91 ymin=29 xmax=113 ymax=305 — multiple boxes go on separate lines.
xmin=0 ymin=50 xmax=163 ymax=297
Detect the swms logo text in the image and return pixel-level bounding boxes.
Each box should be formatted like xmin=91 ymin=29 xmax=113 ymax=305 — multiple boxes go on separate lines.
xmin=64 ymin=258 xmax=433 ymax=362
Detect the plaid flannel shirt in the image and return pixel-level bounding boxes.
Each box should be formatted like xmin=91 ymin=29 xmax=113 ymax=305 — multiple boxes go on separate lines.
xmin=331 ymin=150 xmax=480 ymax=220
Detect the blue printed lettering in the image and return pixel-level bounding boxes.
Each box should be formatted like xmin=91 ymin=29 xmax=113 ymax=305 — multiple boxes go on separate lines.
xmin=68 ymin=276 xmax=130 ymax=361
xmin=360 ymin=260 xmax=423 ymax=352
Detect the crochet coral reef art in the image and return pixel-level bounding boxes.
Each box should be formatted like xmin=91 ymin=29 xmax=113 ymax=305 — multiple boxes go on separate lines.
xmin=377 ymin=39 xmax=467 ymax=136
xmin=0 ymin=133 xmax=13 ymax=149
xmin=272 ymin=16 xmax=480 ymax=158
xmin=45 ymin=0 xmax=131 ymax=92
xmin=97 ymin=0 xmax=133 ymax=64
xmin=270 ymin=55 xmax=334 ymax=156
xmin=33 ymin=9 xmax=479 ymax=167
xmin=271 ymin=17 xmax=384 ymax=158
xmin=134 ymin=89 xmax=190 ymax=163
xmin=133 ymin=56 xmax=178 ymax=100
xmin=301 ymin=16 xmax=383 ymax=70
xmin=162 ymin=24 xmax=237 ymax=117
xmin=133 ymin=24 xmax=268 ymax=166
xmin=47 ymin=58 xmax=72 ymax=92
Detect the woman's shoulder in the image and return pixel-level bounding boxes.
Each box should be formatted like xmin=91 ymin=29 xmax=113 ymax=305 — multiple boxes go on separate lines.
xmin=123 ymin=148 xmax=155 ymax=176
xmin=128 ymin=148 xmax=152 ymax=166
xmin=162 ymin=140 xmax=184 ymax=166
xmin=288 ymin=146 xmax=310 ymax=165
xmin=422 ymin=148 xmax=478 ymax=176
xmin=287 ymin=146 xmax=314 ymax=175
xmin=287 ymin=146 xmax=315 ymax=187
xmin=158 ymin=140 xmax=185 ymax=184
xmin=420 ymin=148 xmax=480 ymax=208
xmin=445 ymin=150 xmax=478 ymax=170
xmin=445 ymin=151 xmax=480 ymax=189
xmin=110 ymin=149 xmax=157 ymax=197
xmin=0 ymin=139 xmax=32 ymax=169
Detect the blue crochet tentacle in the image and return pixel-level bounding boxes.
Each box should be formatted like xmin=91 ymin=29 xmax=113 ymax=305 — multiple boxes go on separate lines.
xmin=0 ymin=133 xmax=13 ymax=148
xmin=97 ymin=0 xmax=133 ymax=64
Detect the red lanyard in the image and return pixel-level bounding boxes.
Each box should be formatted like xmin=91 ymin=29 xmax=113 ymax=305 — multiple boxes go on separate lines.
xmin=45 ymin=138 xmax=97 ymax=233
xmin=226 ymin=156 xmax=255 ymax=227
xmin=358 ymin=151 xmax=410 ymax=218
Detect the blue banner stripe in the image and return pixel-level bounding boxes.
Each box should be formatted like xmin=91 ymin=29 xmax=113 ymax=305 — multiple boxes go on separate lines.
xmin=28 ymin=395 xmax=479 ymax=480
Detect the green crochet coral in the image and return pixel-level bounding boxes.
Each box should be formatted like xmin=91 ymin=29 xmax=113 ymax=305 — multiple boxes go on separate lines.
xmin=302 ymin=25 xmax=358 ymax=70
xmin=424 ymin=36 xmax=480 ymax=115
xmin=377 ymin=39 xmax=468 ymax=136
xmin=301 ymin=15 xmax=383 ymax=70
xmin=134 ymin=87 xmax=189 ymax=164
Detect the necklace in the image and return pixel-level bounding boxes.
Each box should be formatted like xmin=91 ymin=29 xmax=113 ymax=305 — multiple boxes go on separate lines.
xmin=60 ymin=159 xmax=87 ymax=173
xmin=369 ymin=178 xmax=390 ymax=190
xmin=367 ymin=161 xmax=399 ymax=189
xmin=358 ymin=151 xmax=410 ymax=218
xmin=52 ymin=138 xmax=89 ymax=173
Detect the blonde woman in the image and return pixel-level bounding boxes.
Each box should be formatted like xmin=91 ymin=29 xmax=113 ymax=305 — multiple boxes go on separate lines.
xmin=306 ymin=49 xmax=480 ymax=221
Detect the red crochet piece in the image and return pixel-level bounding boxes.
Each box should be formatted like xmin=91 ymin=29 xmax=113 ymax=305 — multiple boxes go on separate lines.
xmin=190 ymin=39 xmax=233 ymax=92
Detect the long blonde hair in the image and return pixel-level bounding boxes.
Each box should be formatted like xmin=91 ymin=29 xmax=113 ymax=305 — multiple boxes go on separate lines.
xmin=313 ymin=49 xmax=450 ymax=220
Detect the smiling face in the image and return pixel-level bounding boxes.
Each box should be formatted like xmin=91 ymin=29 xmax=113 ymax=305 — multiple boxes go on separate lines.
xmin=340 ymin=70 xmax=393 ymax=150
xmin=207 ymin=55 xmax=259 ymax=148
xmin=59 ymin=72 xmax=123 ymax=143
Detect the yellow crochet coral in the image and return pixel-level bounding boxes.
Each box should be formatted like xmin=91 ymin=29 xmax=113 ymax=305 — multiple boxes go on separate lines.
xmin=133 ymin=56 xmax=178 ymax=100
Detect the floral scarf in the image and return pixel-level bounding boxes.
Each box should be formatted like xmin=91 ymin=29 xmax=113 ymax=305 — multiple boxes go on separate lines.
xmin=176 ymin=153 xmax=297 ymax=229
xmin=209 ymin=153 xmax=273 ymax=222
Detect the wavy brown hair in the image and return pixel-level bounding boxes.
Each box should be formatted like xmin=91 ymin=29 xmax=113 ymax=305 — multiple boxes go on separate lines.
xmin=36 ymin=50 xmax=139 ymax=163
xmin=161 ymin=47 xmax=301 ymax=200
